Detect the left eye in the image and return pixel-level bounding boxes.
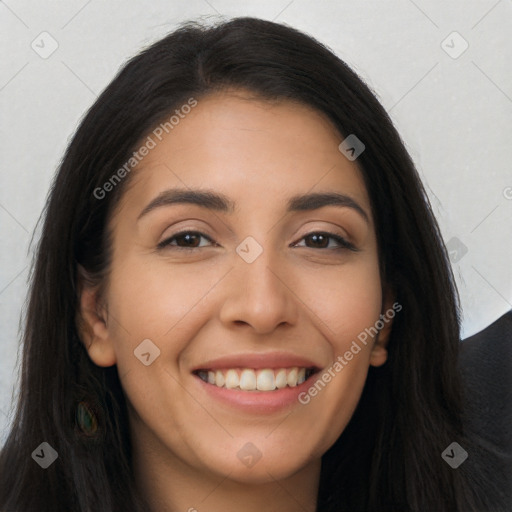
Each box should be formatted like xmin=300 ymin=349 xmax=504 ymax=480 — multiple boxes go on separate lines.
xmin=158 ymin=231 xmax=355 ymax=251
xmin=293 ymin=232 xmax=356 ymax=251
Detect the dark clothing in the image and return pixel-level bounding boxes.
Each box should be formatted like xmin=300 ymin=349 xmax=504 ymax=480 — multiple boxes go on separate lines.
xmin=459 ymin=311 xmax=512 ymax=511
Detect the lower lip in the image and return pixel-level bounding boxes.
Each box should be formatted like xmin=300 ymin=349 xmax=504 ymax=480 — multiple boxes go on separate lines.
xmin=192 ymin=373 xmax=318 ymax=414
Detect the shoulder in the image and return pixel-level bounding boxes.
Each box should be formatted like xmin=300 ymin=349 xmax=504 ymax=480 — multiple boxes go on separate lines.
xmin=458 ymin=310 xmax=512 ymax=511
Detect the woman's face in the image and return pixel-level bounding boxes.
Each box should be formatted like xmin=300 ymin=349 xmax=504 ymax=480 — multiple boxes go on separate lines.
xmin=80 ymin=91 xmax=391 ymax=484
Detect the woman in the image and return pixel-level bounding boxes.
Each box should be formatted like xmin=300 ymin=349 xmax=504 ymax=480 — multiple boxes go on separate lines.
xmin=0 ymin=16 xmax=493 ymax=511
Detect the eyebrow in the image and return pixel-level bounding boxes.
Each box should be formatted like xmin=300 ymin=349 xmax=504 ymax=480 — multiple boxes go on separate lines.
xmin=137 ymin=188 xmax=369 ymax=223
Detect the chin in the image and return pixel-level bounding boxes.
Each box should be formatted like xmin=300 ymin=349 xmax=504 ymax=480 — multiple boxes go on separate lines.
xmin=195 ymin=440 xmax=321 ymax=484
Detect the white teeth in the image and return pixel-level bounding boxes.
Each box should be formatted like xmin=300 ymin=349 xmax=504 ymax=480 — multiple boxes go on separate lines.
xmin=215 ymin=370 xmax=225 ymax=387
xmin=256 ymin=369 xmax=275 ymax=391
xmin=225 ymin=369 xmax=239 ymax=389
xmin=197 ymin=366 xmax=313 ymax=391
xmin=287 ymin=368 xmax=298 ymax=387
xmin=275 ymin=369 xmax=288 ymax=389
xmin=239 ymin=369 xmax=257 ymax=390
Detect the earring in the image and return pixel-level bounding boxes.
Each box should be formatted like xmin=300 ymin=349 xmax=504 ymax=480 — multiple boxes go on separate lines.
xmin=76 ymin=400 xmax=99 ymax=436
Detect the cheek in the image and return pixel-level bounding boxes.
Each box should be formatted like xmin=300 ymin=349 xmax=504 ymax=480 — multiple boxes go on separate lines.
xmin=290 ymin=256 xmax=382 ymax=446
xmin=296 ymin=253 xmax=383 ymax=346
xmin=105 ymin=256 xmax=222 ymax=355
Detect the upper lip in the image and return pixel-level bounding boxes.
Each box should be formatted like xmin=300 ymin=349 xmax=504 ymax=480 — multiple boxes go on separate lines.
xmin=192 ymin=351 xmax=323 ymax=372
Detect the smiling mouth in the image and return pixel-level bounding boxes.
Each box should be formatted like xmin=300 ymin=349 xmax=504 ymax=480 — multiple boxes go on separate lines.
xmin=193 ymin=367 xmax=317 ymax=391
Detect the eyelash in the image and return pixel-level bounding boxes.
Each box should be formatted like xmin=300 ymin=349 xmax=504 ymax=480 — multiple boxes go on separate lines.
xmin=157 ymin=230 xmax=357 ymax=252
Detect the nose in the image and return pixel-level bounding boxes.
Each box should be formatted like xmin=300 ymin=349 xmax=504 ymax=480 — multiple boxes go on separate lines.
xmin=218 ymin=247 xmax=299 ymax=335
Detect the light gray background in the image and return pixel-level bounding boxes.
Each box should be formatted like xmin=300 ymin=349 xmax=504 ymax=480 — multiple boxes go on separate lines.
xmin=1 ymin=0 xmax=511 ymax=441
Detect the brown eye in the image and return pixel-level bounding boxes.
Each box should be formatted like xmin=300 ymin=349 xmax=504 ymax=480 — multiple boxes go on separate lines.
xmin=295 ymin=232 xmax=357 ymax=251
xmin=157 ymin=231 xmax=214 ymax=250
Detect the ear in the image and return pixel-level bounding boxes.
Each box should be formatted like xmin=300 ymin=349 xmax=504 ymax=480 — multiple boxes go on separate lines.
xmin=76 ymin=266 xmax=117 ymax=367
xmin=369 ymin=288 xmax=397 ymax=368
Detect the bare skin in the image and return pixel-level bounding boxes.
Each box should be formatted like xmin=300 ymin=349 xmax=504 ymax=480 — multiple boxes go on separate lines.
xmin=79 ymin=90 xmax=393 ymax=512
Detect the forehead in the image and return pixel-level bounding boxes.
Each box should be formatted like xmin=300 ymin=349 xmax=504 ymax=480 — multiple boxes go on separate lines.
xmin=114 ymin=91 xmax=372 ymax=222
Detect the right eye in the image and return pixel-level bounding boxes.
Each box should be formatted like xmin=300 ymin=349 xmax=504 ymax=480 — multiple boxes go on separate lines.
xmin=157 ymin=231 xmax=217 ymax=250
